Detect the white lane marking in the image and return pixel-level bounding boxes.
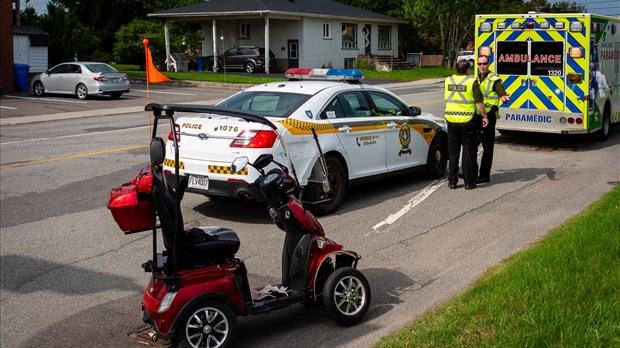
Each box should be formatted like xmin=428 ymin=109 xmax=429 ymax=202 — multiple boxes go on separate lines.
xmin=0 ymin=105 xmax=17 ymax=110
xmin=0 ymin=125 xmax=158 ymax=146
xmin=367 ymin=179 xmax=445 ymax=235
xmin=132 ymin=89 xmax=197 ymax=96
xmin=3 ymin=95 xmax=87 ymax=104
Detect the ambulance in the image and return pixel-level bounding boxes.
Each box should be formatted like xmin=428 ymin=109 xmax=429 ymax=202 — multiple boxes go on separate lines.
xmin=474 ymin=12 xmax=619 ymax=140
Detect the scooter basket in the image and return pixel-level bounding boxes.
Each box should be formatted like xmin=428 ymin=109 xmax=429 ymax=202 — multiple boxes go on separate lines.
xmin=107 ymin=165 xmax=154 ymax=234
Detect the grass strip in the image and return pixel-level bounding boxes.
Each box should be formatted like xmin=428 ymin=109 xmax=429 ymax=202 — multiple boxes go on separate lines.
xmin=375 ymin=184 xmax=620 ymax=348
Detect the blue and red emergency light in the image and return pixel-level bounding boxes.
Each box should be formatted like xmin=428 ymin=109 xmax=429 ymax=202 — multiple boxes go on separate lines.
xmin=284 ymin=68 xmax=364 ymax=81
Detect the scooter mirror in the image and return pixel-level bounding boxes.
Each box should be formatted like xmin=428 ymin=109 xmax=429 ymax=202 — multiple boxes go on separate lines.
xmin=252 ymin=154 xmax=274 ymax=170
xmin=231 ymin=157 xmax=249 ymax=173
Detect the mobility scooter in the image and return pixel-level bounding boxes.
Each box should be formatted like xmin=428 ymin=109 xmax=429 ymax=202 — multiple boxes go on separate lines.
xmin=108 ymin=103 xmax=371 ymax=347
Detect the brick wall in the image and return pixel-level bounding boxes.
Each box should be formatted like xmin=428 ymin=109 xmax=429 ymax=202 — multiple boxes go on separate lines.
xmin=1 ymin=0 xmax=15 ymax=93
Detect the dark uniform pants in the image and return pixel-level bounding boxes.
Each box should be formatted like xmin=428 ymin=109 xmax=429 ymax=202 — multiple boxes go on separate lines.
xmin=478 ymin=109 xmax=497 ymax=179
xmin=448 ymin=118 xmax=478 ymax=186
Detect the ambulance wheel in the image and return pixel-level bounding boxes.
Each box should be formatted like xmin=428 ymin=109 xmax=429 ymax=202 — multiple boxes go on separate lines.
xmin=307 ymin=157 xmax=347 ymax=216
xmin=178 ymin=301 xmax=236 ymax=348
xmin=323 ymin=267 xmax=370 ymax=326
xmin=596 ymin=108 xmax=610 ymax=141
xmin=425 ymin=133 xmax=447 ymax=179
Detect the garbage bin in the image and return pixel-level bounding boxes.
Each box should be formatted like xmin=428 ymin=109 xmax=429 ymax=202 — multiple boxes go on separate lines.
xmin=14 ymin=64 xmax=30 ymax=92
xmin=196 ymin=57 xmax=204 ymax=72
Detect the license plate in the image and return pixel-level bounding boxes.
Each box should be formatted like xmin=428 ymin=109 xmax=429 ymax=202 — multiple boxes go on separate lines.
xmin=188 ymin=175 xmax=209 ymax=190
xmin=111 ymin=78 xmax=119 ymax=83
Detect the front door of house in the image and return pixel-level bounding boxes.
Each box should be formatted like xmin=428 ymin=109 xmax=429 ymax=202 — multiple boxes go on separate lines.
xmin=287 ymin=40 xmax=299 ymax=69
xmin=364 ymin=25 xmax=371 ymax=55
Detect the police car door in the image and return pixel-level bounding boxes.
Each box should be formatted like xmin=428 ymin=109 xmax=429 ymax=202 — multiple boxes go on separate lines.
xmin=365 ymin=91 xmax=427 ymax=171
xmin=494 ymin=23 xmax=570 ymax=131
xmin=321 ymin=91 xmax=387 ymax=178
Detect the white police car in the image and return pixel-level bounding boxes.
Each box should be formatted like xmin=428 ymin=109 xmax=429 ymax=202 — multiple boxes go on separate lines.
xmin=163 ymin=68 xmax=447 ymax=215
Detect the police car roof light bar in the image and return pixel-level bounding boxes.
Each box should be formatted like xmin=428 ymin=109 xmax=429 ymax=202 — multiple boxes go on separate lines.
xmin=285 ymin=68 xmax=364 ymax=81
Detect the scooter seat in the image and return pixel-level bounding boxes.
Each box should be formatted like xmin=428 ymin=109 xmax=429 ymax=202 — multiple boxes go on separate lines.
xmin=185 ymin=226 xmax=240 ymax=260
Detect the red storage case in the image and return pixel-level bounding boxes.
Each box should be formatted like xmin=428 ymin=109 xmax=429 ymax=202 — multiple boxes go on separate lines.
xmin=107 ymin=165 xmax=154 ymax=234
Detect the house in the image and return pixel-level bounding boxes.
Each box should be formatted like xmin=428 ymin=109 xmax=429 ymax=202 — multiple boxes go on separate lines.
xmin=148 ymin=0 xmax=407 ymax=73
xmin=13 ymin=25 xmax=49 ymax=73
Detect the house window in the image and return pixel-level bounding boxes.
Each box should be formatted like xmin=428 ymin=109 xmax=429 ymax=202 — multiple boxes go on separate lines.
xmin=240 ymin=23 xmax=251 ymax=39
xmin=344 ymin=58 xmax=355 ymax=69
xmin=323 ymin=22 xmax=332 ymax=39
xmin=378 ymin=26 xmax=391 ymax=50
xmin=342 ymin=23 xmax=357 ymax=49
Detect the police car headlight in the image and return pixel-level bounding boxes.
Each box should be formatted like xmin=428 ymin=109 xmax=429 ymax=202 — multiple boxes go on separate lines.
xmin=158 ymin=292 xmax=177 ymax=313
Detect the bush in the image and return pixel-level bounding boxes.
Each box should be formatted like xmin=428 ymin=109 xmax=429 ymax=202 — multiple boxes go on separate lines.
xmin=356 ymin=55 xmax=375 ymax=70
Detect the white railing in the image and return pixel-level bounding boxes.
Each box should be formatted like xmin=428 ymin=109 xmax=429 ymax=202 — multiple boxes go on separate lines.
xmin=342 ymin=41 xmax=358 ymax=49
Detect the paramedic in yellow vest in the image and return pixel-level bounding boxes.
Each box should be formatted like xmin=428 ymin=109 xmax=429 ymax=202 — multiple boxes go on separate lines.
xmin=445 ymin=59 xmax=488 ymax=190
xmin=476 ymin=55 xmax=510 ymax=184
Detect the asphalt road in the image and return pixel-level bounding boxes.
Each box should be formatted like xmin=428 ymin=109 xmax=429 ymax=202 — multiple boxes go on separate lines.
xmin=1 ymin=80 xmax=619 ymax=348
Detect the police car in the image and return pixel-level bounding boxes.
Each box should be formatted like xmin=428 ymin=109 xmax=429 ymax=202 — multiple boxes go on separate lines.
xmin=163 ymin=68 xmax=447 ymax=215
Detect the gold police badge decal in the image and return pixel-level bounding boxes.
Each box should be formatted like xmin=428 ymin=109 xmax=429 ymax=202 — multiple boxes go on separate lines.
xmin=399 ymin=123 xmax=412 ymax=156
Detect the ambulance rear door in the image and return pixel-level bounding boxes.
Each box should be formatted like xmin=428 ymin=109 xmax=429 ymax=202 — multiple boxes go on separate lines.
xmin=495 ymin=27 xmax=569 ymax=131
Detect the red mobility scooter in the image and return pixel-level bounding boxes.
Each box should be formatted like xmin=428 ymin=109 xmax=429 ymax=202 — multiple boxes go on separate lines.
xmin=108 ymin=104 xmax=371 ymax=347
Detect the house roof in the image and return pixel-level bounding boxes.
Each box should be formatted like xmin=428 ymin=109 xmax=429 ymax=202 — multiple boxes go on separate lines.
xmin=149 ymin=0 xmax=406 ymax=23
xmin=13 ymin=25 xmax=50 ymax=46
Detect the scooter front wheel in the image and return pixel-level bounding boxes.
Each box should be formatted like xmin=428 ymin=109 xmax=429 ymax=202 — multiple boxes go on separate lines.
xmin=177 ymin=300 xmax=237 ymax=348
xmin=323 ymin=267 xmax=371 ymax=326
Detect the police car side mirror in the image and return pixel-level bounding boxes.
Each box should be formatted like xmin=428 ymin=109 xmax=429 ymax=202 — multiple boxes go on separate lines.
xmin=409 ymin=106 xmax=422 ymax=116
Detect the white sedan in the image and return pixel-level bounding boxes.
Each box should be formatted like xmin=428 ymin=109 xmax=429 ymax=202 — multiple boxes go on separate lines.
xmin=31 ymin=61 xmax=130 ymax=100
xmin=163 ymin=68 xmax=447 ymax=215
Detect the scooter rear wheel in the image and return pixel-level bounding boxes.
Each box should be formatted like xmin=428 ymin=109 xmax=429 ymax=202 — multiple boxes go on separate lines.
xmin=323 ymin=267 xmax=371 ymax=326
xmin=177 ymin=300 xmax=237 ymax=348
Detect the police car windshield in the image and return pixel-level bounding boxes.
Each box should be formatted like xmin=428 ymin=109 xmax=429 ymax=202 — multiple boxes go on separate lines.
xmin=216 ymin=91 xmax=310 ymax=118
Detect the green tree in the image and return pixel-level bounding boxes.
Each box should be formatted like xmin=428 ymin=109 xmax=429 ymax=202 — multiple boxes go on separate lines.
xmin=37 ymin=3 xmax=100 ymax=66
xmin=114 ymin=19 xmax=167 ymax=68
xmin=521 ymin=0 xmax=587 ymax=13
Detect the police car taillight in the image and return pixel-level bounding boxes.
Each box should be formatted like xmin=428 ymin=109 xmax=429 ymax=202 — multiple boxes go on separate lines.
xmin=230 ymin=130 xmax=277 ymax=148
xmin=168 ymin=123 xmax=181 ymax=142
xmin=284 ymin=68 xmax=364 ymax=81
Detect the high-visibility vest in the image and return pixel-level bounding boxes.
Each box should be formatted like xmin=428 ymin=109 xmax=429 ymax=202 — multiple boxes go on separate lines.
xmin=444 ymin=75 xmax=475 ymax=123
xmin=479 ymin=72 xmax=501 ymax=116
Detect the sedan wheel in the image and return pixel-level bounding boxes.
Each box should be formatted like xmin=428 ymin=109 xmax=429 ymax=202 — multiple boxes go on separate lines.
xmin=244 ymin=62 xmax=256 ymax=73
xmin=33 ymin=81 xmax=45 ymax=96
xmin=76 ymin=84 xmax=88 ymax=100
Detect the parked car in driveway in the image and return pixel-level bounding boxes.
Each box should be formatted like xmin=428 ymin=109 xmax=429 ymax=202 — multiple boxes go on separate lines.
xmin=162 ymin=68 xmax=448 ymax=215
xmin=31 ymin=62 xmax=130 ymax=100
xmin=211 ymin=46 xmax=276 ymax=73
xmin=456 ymin=50 xmax=475 ymax=66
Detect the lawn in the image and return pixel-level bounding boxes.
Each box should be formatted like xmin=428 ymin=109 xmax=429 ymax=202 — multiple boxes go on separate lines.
xmin=375 ymin=184 xmax=620 ymax=347
xmin=112 ymin=64 xmax=453 ymax=84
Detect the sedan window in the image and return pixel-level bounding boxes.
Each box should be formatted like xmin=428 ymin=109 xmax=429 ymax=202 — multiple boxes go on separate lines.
xmin=367 ymin=91 xmax=407 ymax=116
xmin=217 ymin=91 xmax=310 ymax=118
xmin=339 ymin=91 xmax=372 ymax=117
xmin=49 ymin=64 xmax=71 ymax=74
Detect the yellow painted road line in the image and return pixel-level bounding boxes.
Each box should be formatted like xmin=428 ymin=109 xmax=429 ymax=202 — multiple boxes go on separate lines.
xmin=415 ymin=99 xmax=444 ymax=106
xmin=0 ymin=144 xmax=148 ymax=169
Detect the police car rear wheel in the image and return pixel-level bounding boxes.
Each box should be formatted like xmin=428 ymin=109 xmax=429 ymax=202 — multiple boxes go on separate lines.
xmin=308 ymin=157 xmax=347 ymax=216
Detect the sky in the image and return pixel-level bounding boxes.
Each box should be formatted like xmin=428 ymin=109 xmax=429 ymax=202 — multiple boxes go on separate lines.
xmin=20 ymin=0 xmax=620 ymax=17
